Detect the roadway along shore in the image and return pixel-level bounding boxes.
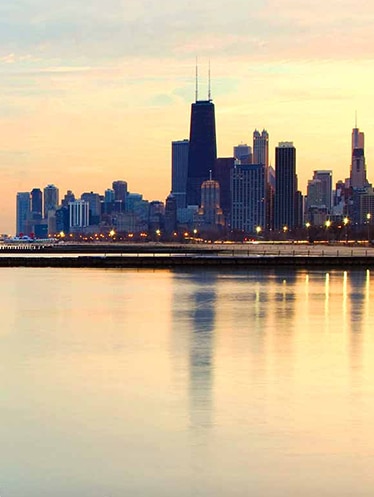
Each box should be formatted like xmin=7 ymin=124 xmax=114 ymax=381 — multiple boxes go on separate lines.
xmin=0 ymin=242 xmax=374 ymax=268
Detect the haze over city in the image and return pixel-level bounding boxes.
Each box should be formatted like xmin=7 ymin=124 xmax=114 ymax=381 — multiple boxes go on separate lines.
xmin=1 ymin=0 xmax=374 ymax=232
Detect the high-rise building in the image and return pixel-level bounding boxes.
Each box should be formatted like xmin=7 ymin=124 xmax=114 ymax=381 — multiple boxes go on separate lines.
xmin=31 ymin=188 xmax=42 ymax=220
xmin=214 ymin=157 xmax=236 ymax=226
xmin=61 ymin=190 xmax=75 ymax=208
xmin=171 ymin=139 xmax=189 ymax=209
xmin=253 ymin=129 xmax=269 ymax=167
xmin=231 ymin=163 xmax=267 ymax=233
xmin=186 ymin=99 xmax=217 ymax=206
xmin=103 ymin=189 xmax=115 ymax=215
xmin=149 ymin=201 xmax=164 ymax=231
xmin=164 ymin=193 xmax=177 ymax=236
xmin=16 ymin=192 xmax=31 ymax=235
xmin=313 ymin=170 xmax=333 ymax=212
xmin=69 ymin=200 xmax=90 ymax=232
xmin=112 ymin=180 xmax=128 ymax=212
xmin=233 ymin=144 xmax=252 ymax=164
xmin=81 ymin=192 xmax=101 ymax=225
xmin=43 ymin=184 xmax=59 ymax=218
xmin=198 ymin=178 xmax=224 ymax=228
xmin=274 ymin=142 xmax=297 ymax=230
xmin=350 ymin=127 xmax=367 ymax=188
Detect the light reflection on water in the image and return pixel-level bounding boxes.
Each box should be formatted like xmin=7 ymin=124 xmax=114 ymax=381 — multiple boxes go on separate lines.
xmin=0 ymin=268 xmax=374 ymax=496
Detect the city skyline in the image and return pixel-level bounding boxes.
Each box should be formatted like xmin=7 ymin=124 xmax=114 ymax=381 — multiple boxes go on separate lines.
xmin=1 ymin=0 xmax=374 ymax=232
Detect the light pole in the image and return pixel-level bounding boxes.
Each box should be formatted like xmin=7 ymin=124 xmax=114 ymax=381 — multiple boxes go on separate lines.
xmin=343 ymin=217 xmax=349 ymax=244
xmin=367 ymin=213 xmax=371 ymax=244
xmin=305 ymin=222 xmax=311 ymax=242
xmin=325 ymin=219 xmax=331 ymax=242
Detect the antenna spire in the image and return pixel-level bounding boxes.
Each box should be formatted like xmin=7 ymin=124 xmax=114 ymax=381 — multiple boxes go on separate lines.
xmin=355 ymin=110 xmax=358 ymax=128
xmin=195 ymin=57 xmax=199 ymax=102
xmin=208 ymin=59 xmax=211 ymax=101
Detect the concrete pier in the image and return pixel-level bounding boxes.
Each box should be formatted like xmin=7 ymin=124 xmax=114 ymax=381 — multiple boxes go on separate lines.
xmin=1 ymin=242 xmax=374 ymax=269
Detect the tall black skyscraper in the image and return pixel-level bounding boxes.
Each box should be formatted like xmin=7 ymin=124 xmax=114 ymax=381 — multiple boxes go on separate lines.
xmin=186 ymin=94 xmax=217 ymax=206
xmin=274 ymin=142 xmax=297 ymax=230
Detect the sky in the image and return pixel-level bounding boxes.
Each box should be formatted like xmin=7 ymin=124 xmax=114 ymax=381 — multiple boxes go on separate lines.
xmin=2 ymin=0 xmax=374 ymax=233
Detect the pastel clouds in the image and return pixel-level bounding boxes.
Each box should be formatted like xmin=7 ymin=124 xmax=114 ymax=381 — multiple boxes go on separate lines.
xmin=0 ymin=0 xmax=374 ymax=231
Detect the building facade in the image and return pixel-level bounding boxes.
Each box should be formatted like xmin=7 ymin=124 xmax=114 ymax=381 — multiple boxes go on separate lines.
xmin=16 ymin=192 xmax=31 ymax=235
xmin=43 ymin=184 xmax=59 ymax=219
xmin=69 ymin=200 xmax=90 ymax=232
xmin=253 ymin=129 xmax=269 ymax=167
xmin=274 ymin=142 xmax=297 ymax=230
xmin=186 ymin=99 xmax=217 ymax=206
xmin=171 ymin=139 xmax=189 ymax=209
xmin=231 ymin=163 xmax=266 ymax=233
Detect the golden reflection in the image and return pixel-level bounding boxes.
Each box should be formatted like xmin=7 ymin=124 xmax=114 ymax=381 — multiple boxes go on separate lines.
xmin=342 ymin=271 xmax=348 ymax=320
xmin=324 ymin=272 xmax=330 ymax=325
xmin=365 ymin=270 xmax=370 ymax=320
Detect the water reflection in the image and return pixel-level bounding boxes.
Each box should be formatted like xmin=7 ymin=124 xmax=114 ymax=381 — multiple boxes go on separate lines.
xmin=172 ymin=272 xmax=216 ymax=430
xmin=2 ymin=267 xmax=374 ymax=496
xmin=347 ymin=270 xmax=371 ymax=376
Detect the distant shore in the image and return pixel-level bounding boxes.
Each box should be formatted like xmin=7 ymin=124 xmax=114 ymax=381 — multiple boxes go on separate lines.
xmin=1 ymin=242 xmax=374 ymax=268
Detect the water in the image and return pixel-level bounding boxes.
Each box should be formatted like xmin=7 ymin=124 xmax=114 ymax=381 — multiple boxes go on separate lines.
xmin=1 ymin=267 xmax=374 ymax=496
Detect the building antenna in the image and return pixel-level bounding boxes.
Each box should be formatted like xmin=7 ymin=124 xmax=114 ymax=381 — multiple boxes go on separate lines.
xmin=209 ymin=169 xmax=212 ymax=181
xmin=208 ymin=59 xmax=212 ymax=101
xmin=195 ymin=57 xmax=199 ymax=102
xmin=355 ymin=110 xmax=358 ymax=128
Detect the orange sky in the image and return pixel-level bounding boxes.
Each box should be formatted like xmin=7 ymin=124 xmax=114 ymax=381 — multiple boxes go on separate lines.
xmin=1 ymin=0 xmax=374 ymax=232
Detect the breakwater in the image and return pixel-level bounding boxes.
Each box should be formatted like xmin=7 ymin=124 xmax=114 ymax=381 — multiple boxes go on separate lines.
xmin=1 ymin=253 xmax=374 ymax=269
xmin=1 ymin=242 xmax=374 ymax=268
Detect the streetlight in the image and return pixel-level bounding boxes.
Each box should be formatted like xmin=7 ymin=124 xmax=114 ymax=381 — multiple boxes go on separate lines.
xmin=305 ymin=222 xmax=311 ymax=242
xmin=325 ymin=219 xmax=331 ymax=242
xmin=343 ymin=217 xmax=349 ymax=244
xmin=367 ymin=213 xmax=371 ymax=244
xmin=255 ymin=226 xmax=262 ymax=236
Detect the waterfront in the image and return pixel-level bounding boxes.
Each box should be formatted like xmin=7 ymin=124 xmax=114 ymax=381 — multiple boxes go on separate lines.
xmin=1 ymin=267 xmax=374 ymax=496
xmin=1 ymin=242 xmax=374 ymax=269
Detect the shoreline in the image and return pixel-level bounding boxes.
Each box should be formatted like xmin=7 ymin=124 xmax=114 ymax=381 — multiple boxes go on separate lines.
xmin=1 ymin=242 xmax=374 ymax=268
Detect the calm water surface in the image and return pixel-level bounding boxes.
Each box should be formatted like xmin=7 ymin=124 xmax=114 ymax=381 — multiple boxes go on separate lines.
xmin=1 ymin=267 xmax=374 ymax=496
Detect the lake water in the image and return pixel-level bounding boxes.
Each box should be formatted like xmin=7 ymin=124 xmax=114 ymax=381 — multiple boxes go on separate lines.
xmin=1 ymin=267 xmax=374 ymax=496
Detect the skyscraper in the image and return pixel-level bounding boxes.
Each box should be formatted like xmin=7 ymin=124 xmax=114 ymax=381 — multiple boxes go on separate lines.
xmin=186 ymin=98 xmax=217 ymax=207
xmin=253 ymin=129 xmax=269 ymax=167
xmin=171 ymin=139 xmax=189 ymax=209
xmin=274 ymin=142 xmax=297 ymax=230
xmin=233 ymin=144 xmax=252 ymax=164
xmin=16 ymin=192 xmax=31 ymax=235
xmin=312 ymin=170 xmax=333 ymax=212
xmin=198 ymin=178 xmax=224 ymax=228
xmin=350 ymin=127 xmax=367 ymax=188
xmin=112 ymin=180 xmax=128 ymax=214
xmin=31 ymin=188 xmax=42 ymax=220
xmin=164 ymin=193 xmax=177 ymax=236
xmin=214 ymin=157 xmax=235 ymax=226
xmin=231 ymin=163 xmax=266 ymax=233
xmin=43 ymin=184 xmax=59 ymax=218
xmin=69 ymin=200 xmax=90 ymax=232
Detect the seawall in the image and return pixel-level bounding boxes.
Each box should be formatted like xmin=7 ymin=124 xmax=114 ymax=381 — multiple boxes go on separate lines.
xmin=1 ymin=254 xmax=374 ymax=269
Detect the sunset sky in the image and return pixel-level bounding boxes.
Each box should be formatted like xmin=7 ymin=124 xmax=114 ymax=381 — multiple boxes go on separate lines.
xmin=1 ymin=0 xmax=374 ymax=232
